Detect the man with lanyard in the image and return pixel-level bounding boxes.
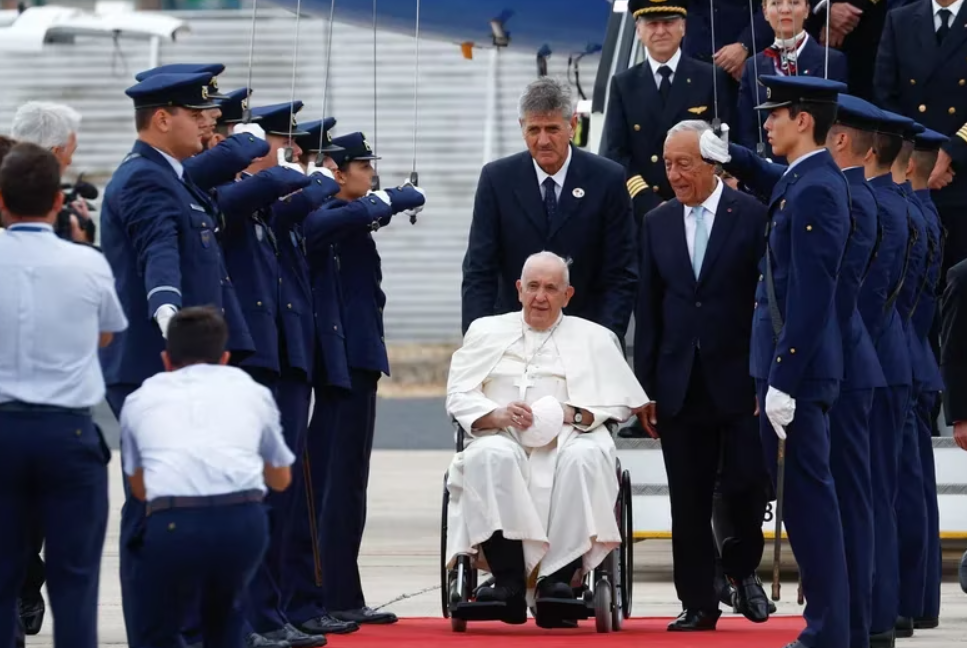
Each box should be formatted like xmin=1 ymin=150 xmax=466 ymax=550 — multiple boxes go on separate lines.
xmin=98 ymin=71 xmax=255 ymax=648
xmin=0 ymin=143 xmax=128 ymax=648
xmin=701 ymin=74 xmax=853 ymax=648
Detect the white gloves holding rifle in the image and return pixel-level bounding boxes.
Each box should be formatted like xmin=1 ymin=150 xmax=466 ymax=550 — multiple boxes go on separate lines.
xmin=699 ymin=125 xmax=731 ymax=164
xmin=764 ymin=385 xmax=796 ymax=440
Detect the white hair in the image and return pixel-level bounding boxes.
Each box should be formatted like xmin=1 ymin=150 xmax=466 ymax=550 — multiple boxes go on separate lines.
xmin=664 ymin=119 xmax=713 ymax=147
xmin=520 ymin=251 xmax=571 ymax=287
xmin=11 ymin=102 xmax=81 ymax=150
xmin=518 ymin=77 xmax=575 ymax=122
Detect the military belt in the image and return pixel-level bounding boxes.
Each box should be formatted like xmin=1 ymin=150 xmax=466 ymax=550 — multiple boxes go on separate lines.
xmin=146 ymin=489 xmax=264 ymax=516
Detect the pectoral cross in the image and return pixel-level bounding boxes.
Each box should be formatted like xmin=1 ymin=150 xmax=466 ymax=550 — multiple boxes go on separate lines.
xmin=513 ymin=372 xmax=535 ymax=401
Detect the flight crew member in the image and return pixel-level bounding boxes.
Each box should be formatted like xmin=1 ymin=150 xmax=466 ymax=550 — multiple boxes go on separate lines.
xmin=0 ymin=143 xmax=128 ymax=648
xmin=311 ymin=132 xmax=426 ymax=625
xmin=701 ymin=74 xmax=852 ymax=648
xmin=98 ymin=71 xmax=255 ymax=648
xmin=875 ymin=0 xmax=967 ymax=280
xmin=736 ymin=0 xmax=848 ymax=163
xmin=682 ymin=0 xmax=771 ymax=79
xmin=861 ymin=109 xmax=916 ymax=648
xmin=710 ymin=93 xmax=885 ymax=648
xmin=120 ymin=306 xmax=295 ymax=648
xmin=888 ymin=120 xmax=931 ymax=640
xmin=603 ymin=0 xmax=732 ymax=222
xmin=907 ymin=127 xmax=949 ymax=630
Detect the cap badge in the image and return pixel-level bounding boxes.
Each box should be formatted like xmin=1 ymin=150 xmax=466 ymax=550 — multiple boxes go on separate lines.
xmin=766 ymin=87 xmax=772 ymax=99
xmin=210 ymin=77 xmax=219 ymax=89
xmin=201 ymin=86 xmax=209 ymax=100
xmin=241 ymin=97 xmax=248 ymax=110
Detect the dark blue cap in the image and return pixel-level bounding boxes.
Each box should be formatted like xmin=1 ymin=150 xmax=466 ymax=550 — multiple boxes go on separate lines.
xmin=296 ymin=118 xmax=343 ymax=153
xmin=876 ymin=109 xmax=916 ymax=137
xmin=250 ymin=102 xmax=309 ymax=137
xmin=216 ymin=88 xmax=259 ymax=125
xmin=904 ymin=121 xmax=927 ymax=142
xmin=754 ymin=75 xmax=848 ymax=110
xmin=834 ymin=94 xmax=883 ymax=132
xmin=329 ymin=132 xmax=381 ymax=166
xmin=135 ymin=63 xmax=228 ymax=100
xmin=125 ymin=72 xmax=220 ymax=111
xmin=914 ymin=127 xmax=949 ymax=151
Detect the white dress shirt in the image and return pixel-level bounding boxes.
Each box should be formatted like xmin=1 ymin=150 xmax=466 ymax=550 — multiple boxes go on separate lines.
xmin=533 ymin=146 xmax=573 ymax=202
xmin=646 ymin=48 xmax=683 ymax=88
xmin=152 ymin=145 xmax=185 ymax=180
xmin=934 ymin=0 xmax=964 ymax=29
xmin=0 ymin=223 xmax=128 ymax=408
xmin=120 ymin=363 xmax=295 ymax=500
xmin=683 ymin=177 xmax=724 ymax=263
xmin=784 ymin=148 xmax=826 ymax=176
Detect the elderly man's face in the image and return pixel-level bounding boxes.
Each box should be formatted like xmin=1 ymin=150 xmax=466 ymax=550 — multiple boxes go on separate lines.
xmin=516 ymin=258 xmax=574 ymax=330
xmin=664 ymin=130 xmax=717 ymax=206
xmin=52 ymin=131 xmax=76 ymax=173
xmin=521 ymin=111 xmax=577 ymax=175
xmin=638 ymin=16 xmax=685 ymax=62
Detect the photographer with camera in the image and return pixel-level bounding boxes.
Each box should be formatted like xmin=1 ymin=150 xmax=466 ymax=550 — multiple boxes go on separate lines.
xmin=11 ymin=101 xmax=97 ymax=247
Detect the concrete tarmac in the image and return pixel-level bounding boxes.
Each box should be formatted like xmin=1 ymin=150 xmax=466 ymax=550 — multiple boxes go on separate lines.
xmin=21 ymin=450 xmax=967 ymax=646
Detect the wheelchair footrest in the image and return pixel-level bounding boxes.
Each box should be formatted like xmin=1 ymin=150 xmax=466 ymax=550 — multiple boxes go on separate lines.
xmin=450 ymin=601 xmax=512 ymax=621
xmin=535 ymin=597 xmax=593 ymax=622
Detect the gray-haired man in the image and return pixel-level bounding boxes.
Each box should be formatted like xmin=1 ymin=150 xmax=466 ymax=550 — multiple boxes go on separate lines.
xmin=461 ymin=77 xmax=638 ymax=340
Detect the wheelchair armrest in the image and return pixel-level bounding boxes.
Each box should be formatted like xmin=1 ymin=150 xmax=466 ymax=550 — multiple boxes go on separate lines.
xmin=450 ymin=416 xmax=467 ymax=452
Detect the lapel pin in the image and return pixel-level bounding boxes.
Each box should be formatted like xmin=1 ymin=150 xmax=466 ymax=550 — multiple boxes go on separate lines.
xmin=572 ymin=187 xmax=585 ymax=198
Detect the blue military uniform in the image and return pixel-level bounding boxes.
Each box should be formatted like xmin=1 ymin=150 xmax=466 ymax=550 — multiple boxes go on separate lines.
xmin=98 ymin=72 xmax=254 ymax=648
xmin=748 ymin=75 xmax=852 ymax=648
xmin=308 ymin=132 xmax=425 ymax=623
xmin=603 ymin=0 xmax=732 ymax=221
xmin=910 ymin=128 xmax=949 ymax=627
xmin=861 ymin=110 xmax=916 ymax=641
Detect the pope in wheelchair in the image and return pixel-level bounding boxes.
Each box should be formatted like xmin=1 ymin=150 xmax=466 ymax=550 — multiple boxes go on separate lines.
xmin=443 ymin=252 xmax=647 ymax=630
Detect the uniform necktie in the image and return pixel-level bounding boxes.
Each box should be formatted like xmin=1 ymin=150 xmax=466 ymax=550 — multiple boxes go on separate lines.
xmin=938 ymin=8 xmax=952 ymax=44
xmin=658 ymin=65 xmax=673 ymax=103
xmin=692 ymin=206 xmax=708 ymax=278
xmin=542 ymin=177 xmax=558 ymax=230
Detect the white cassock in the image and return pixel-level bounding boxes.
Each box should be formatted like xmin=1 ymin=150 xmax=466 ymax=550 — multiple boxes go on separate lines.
xmin=445 ymin=312 xmax=648 ymax=588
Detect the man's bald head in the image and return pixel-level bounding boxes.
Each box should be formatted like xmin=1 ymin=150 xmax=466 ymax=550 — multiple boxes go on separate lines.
xmin=517 ymin=251 xmax=574 ymax=330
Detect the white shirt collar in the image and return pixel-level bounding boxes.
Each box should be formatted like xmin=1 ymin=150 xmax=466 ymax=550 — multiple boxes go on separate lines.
xmin=683 ymin=177 xmax=723 ymax=217
xmin=533 ymin=145 xmax=573 ymax=190
xmin=6 ymin=223 xmax=53 ymax=232
xmin=934 ymin=0 xmax=963 ymax=19
xmin=647 ymin=48 xmax=682 ymax=77
xmin=521 ymin=309 xmax=564 ymax=334
xmin=784 ymin=148 xmax=826 ymax=175
xmin=153 ymin=146 xmax=184 ymax=180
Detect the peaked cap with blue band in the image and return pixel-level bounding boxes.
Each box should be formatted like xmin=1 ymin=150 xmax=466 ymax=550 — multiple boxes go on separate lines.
xmin=125 ymin=72 xmax=220 ymax=111
xmin=834 ymin=94 xmax=884 ymax=132
xmin=135 ymin=63 xmax=228 ymax=100
xmin=329 ymin=132 xmax=381 ymax=166
xmin=250 ymin=102 xmax=310 ymax=137
xmin=216 ymin=88 xmax=260 ymax=125
xmin=296 ymin=118 xmax=343 ymax=153
xmin=754 ymin=75 xmax=847 ymax=111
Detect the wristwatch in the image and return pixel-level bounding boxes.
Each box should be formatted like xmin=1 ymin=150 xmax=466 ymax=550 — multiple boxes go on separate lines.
xmin=573 ymin=408 xmax=584 ymax=425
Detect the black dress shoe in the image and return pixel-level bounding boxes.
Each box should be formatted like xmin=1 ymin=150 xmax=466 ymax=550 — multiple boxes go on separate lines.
xmin=895 ymin=616 xmax=914 ymax=638
xmin=667 ymin=608 xmax=721 ymax=631
xmin=331 ymin=607 xmax=398 ymax=625
xmin=19 ymin=597 xmax=44 ymax=636
xmin=536 ymin=579 xmax=576 ymax=600
xmin=475 ymin=582 xmax=528 ymax=624
xmin=732 ymin=575 xmax=770 ymax=623
xmin=261 ymin=624 xmax=327 ymax=648
xmin=297 ymin=615 xmax=360 ymax=635
xmin=870 ymin=628 xmax=896 ymax=648
xmin=914 ymin=616 xmax=939 ymax=629
xmin=245 ymin=633 xmax=292 ymax=648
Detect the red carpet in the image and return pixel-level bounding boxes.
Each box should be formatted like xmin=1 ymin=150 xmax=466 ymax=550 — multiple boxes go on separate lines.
xmin=323 ymin=616 xmax=805 ymax=647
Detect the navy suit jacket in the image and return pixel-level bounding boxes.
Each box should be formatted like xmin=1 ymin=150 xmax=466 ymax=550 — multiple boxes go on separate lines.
xmin=633 ymin=183 xmax=766 ymax=418
xmin=736 ymin=38 xmax=848 ymax=163
xmin=99 ymin=140 xmax=254 ymax=386
xmin=461 ymin=146 xmax=638 ymax=338
xmin=683 ymin=0 xmax=772 ymax=64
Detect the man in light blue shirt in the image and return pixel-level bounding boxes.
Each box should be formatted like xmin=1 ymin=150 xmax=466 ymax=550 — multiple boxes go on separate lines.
xmin=0 ymin=142 xmax=128 ymax=648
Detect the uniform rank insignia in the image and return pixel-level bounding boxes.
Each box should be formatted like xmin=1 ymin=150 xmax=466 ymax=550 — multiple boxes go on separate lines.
xmin=688 ymin=106 xmax=707 ymax=114
xmin=200 ymin=230 xmax=212 ymax=248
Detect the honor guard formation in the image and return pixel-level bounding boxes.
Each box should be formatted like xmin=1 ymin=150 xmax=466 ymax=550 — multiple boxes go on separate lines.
xmin=4 ymin=0 xmax=967 ymax=645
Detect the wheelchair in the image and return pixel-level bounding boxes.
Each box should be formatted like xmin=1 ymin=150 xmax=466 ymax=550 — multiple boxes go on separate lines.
xmin=440 ymin=418 xmax=634 ymax=633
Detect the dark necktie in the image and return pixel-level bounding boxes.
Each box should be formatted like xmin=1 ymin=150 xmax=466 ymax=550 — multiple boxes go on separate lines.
xmin=658 ymin=65 xmax=673 ymax=103
xmin=542 ymin=177 xmax=558 ymax=230
xmin=938 ymin=8 xmax=952 ymax=44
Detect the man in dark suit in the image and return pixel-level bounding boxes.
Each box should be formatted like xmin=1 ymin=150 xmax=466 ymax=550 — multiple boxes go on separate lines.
xmin=461 ymin=76 xmax=637 ymax=339
xmin=875 ymin=0 xmax=967 ymax=280
xmin=736 ymin=0 xmax=848 ymax=162
xmin=683 ymin=0 xmax=771 ymax=78
xmin=941 ymin=259 xmax=967 ymax=443
xmin=634 ymin=120 xmax=770 ymax=631
xmin=603 ymin=0 xmax=732 ymax=222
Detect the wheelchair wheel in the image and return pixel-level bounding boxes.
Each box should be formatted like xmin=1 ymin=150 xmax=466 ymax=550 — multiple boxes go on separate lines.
xmin=594 ymin=578 xmax=613 ymax=633
xmin=610 ymin=548 xmax=623 ymax=631
xmin=440 ymin=473 xmax=451 ymax=619
xmin=621 ymin=468 xmax=634 ymax=619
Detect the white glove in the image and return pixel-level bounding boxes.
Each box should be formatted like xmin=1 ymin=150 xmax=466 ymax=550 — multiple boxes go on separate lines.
xmin=306 ymin=162 xmax=335 ymax=180
xmin=154 ymin=304 xmax=178 ymax=340
xmin=368 ymin=189 xmax=392 ymax=206
xmin=232 ymin=123 xmax=265 ymax=140
xmin=276 ymin=147 xmax=305 ymax=175
xmin=401 ymin=184 xmax=426 ymax=217
xmin=700 ymin=126 xmax=731 ymax=164
xmin=764 ymin=385 xmax=796 ymax=440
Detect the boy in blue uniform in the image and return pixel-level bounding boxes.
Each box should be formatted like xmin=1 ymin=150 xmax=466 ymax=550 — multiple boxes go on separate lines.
xmin=702 ymin=74 xmax=852 ymax=648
